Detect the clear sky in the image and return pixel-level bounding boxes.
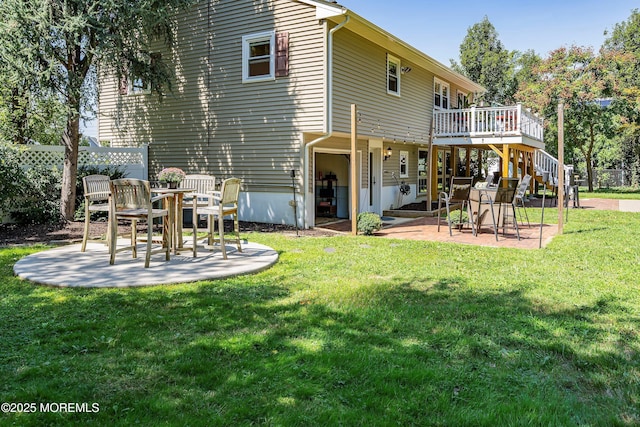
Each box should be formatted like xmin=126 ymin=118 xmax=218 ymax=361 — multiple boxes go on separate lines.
xmin=341 ymin=0 xmax=637 ymax=66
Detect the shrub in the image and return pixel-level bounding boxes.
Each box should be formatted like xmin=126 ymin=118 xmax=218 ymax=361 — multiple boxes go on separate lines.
xmin=10 ymin=164 xmax=63 ymax=225
xmin=357 ymin=212 xmax=382 ymax=235
xmin=0 ymin=143 xmax=27 ymax=217
xmin=442 ymin=209 xmax=469 ymax=225
xmin=0 ymin=145 xmax=128 ymax=225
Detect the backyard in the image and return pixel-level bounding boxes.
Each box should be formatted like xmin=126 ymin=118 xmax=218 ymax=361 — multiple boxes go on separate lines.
xmin=1 ymin=196 xmax=639 ymax=425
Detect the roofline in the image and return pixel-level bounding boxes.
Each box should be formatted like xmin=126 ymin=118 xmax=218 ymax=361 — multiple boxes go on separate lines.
xmin=295 ymin=0 xmax=347 ymax=19
xmin=306 ymin=3 xmax=485 ymax=94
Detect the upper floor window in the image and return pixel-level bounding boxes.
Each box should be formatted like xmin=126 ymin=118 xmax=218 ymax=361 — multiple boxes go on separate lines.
xmin=119 ymin=53 xmax=160 ymax=96
xmin=434 ymin=78 xmax=449 ymax=109
xmin=387 ymin=54 xmax=400 ymax=96
xmin=242 ymin=31 xmax=275 ymax=83
xmin=129 ymin=76 xmax=151 ymax=95
xmin=457 ymin=90 xmax=470 ymax=108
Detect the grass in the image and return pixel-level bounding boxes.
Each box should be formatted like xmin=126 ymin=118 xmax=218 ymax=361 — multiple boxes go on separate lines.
xmin=1 ymin=205 xmax=640 ymax=425
xmin=579 ymin=186 xmax=640 ymax=200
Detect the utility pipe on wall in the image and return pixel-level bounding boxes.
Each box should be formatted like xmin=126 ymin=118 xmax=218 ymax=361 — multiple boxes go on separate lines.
xmin=302 ymin=14 xmax=350 ymax=229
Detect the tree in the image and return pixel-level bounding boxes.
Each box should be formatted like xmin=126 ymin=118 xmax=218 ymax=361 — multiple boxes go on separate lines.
xmin=451 ymin=16 xmax=515 ymax=105
xmin=516 ymin=46 xmax=616 ymax=191
xmin=0 ymin=0 xmax=194 ymax=219
xmin=602 ymin=9 xmax=640 ymax=186
xmin=0 ymin=67 xmax=67 ymax=145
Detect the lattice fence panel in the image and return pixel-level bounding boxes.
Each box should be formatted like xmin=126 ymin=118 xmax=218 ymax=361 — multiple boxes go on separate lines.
xmin=19 ymin=146 xmax=148 ymax=179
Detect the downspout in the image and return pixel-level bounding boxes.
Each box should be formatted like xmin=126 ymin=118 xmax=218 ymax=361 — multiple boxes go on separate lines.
xmin=302 ymin=14 xmax=350 ymax=228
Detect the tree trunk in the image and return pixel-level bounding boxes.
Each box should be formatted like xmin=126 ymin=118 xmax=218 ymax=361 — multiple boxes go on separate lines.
xmin=585 ymin=122 xmax=596 ymax=192
xmin=60 ymin=114 xmax=80 ymax=220
xmin=584 ymin=150 xmax=594 ymax=193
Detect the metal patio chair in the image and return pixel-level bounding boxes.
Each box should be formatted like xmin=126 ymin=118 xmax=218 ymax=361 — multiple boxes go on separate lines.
xmin=514 ymin=174 xmax=532 ymax=227
xmin=478 ymin=177 xmax=520 ymax=241
xmin=437 ymin=176 xmax=475 ymax=236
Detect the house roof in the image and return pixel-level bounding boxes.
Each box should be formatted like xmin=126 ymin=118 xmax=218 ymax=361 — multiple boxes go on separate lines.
xmin=297 ymin=0 xmax=486 ymax=95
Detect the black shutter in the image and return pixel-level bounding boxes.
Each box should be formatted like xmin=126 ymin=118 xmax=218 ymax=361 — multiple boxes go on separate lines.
xmin=119 ymin=75 xmax=128 ymax=95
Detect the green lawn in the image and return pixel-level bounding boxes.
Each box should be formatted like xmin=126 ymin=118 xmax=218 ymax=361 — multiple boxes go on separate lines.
xmin=1 ymin=207 xmax=640 ymax=425
xmin=580 ymin=186 xmax=640 ymax=200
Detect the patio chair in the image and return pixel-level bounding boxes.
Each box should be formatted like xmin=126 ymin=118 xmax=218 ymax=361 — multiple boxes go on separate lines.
xmin=566 ymin=173 xmax=580 ymax=208
xmin=437 ymin=176 xmax=475 ymax=236
xmin=514 ymin=174 xmax=531 ymax=227
xmin=478 ymin=177 xmax=520 ymax=241
xmin=193 ymin=177 xmax=242 ymax=259
xmin=108 ymin=178 xmax=172 ymax=268
xmin=81 ymin=174 xmax=111 ymax=252
xmin=180 ymin=174 xmax=217 ymax=230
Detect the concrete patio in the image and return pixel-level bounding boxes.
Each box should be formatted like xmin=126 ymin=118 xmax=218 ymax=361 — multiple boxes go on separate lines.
xmin=14 ymin=240 xmax=278 ymax=288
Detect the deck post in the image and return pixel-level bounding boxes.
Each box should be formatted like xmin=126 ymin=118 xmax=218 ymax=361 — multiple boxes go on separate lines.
xmin=351 ymin=104 xmax=358 ymax=235
xmin=470 ymin=105 xmax=476 ymax=135
xmin=502 ymin=144 xmax=510 ymax=178
xmin=558 ymin=103 xmax=564 ymax=234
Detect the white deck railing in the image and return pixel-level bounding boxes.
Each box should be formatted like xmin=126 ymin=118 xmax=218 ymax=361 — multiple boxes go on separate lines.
xmin=534 ymin=149 xmax=573 ymax=185
xmin=433 ymin=104 xmax=544 ymax=141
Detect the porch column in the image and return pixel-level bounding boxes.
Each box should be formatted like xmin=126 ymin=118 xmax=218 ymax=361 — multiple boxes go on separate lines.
xmin=430 ymin=147 xmax=439 ymax=202
xmin=451 ymin=147 xmax=457 ymax=178
xmin=350 ymin=104 xmax=358 ymax=235
xmin=466 ymin=149 xmax=471 ymax=178
xmin=502 ymin=144 xmax=510 ymax=178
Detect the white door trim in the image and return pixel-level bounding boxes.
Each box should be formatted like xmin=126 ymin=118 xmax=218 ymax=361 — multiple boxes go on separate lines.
xmin=368 ymin=139 xmax=383 ymax=215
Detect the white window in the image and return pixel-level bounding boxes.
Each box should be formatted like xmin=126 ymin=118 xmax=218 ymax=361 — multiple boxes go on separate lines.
xmin=399 ymin=150 xmax=409 ymax=178
xmin=242 ymin=31 xmax=275 ymax=83
xmin=434 ymin=78 xmax=449 ymax=109
xmin=387 ymin=54 xmax=400 ymax=96
xmin=418 ymin=149 xmax=428 ymax=194
xmin=129 ymin=76 xmax=151 ymax=95
xmin=121 ymin=52 xmax=160 ymax=96
xmin=457 ymin=90 xmax=469 ymax=108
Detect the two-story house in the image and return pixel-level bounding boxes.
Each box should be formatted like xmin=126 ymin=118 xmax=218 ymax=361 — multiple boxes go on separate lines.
xmin=98 ymin=0 xmax=545 ymax=228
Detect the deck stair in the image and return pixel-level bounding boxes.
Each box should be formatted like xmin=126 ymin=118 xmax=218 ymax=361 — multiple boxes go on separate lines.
xmin=533 ymin=149 xmax=573 ymax=186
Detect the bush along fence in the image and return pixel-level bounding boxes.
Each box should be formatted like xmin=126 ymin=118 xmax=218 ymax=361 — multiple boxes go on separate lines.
xmin=1 ymin=144 xmax=148 ymax=225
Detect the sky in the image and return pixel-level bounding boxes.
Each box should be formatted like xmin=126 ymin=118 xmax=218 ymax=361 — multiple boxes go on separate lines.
xmin=340 ymin=0 xmax=637 ymax=66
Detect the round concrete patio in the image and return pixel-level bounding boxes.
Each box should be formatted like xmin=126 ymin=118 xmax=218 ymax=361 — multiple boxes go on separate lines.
xmin=14 ymin=240 xmax=278 ymax=288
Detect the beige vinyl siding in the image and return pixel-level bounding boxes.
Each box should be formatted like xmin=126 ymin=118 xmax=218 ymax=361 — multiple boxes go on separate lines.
xmin=332 ymin=27 xmax=433 ymax=188
xmin=207 ymin=0 xmax=325 ymax=192
xmin=98 ymin=0 xmax=210 ymax=174
xmin=99 ymin=0 xmax=326 ymax=192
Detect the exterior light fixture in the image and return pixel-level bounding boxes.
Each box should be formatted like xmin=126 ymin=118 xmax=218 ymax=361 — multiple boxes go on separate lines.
xmin=384 ymin=146 xmax=392 ymax=161
xmin=401 ymin=66 xmax=412 ymax=74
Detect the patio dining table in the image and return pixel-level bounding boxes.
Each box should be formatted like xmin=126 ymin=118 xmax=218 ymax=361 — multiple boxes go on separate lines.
xmin=151 ymin=187 xmax=194 ymax=254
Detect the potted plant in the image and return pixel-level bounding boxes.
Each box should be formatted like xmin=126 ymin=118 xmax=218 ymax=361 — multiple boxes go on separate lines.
xmin=158 ymin=167 xmax=186 ymax=188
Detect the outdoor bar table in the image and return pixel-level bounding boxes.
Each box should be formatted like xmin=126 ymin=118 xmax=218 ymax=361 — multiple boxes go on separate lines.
xmin=469 ymin=186 xmax=502 ymax=233
xmin=151 ymin=187 xmax=194 ymax=254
